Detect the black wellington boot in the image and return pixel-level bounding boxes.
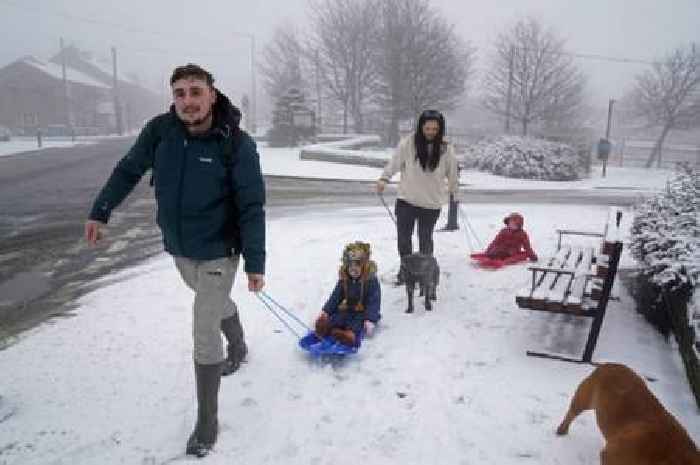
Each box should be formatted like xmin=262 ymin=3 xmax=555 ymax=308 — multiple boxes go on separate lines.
xmin=185 ymin=363 xmax=221 ymax=458
xmin=221 ymin=314 xmax=248 ymax=376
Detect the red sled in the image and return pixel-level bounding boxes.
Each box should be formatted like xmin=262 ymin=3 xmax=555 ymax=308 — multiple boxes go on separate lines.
xmin=470 ymin=251 xmax=529 ymax=269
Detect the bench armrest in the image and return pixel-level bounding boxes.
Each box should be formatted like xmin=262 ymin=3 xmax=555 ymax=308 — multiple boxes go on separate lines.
xmin=527 ymin=266 xmax=595 ymax=277
xmin=556 ymin=229 xmax=604 ymax=237
xmin=556 ymin=229 xmax=604 ymax=250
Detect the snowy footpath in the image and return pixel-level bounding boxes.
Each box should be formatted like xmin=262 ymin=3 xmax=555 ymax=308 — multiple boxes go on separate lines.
xmin=1 ymin=203 xmax=698 ymax=465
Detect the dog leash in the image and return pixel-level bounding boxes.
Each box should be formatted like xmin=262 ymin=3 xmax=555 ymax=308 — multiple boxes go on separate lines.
xmin=255 ymin=291 xmax=312 ymax=338
xmin=377 ymin=192 xmax=397 ymax=226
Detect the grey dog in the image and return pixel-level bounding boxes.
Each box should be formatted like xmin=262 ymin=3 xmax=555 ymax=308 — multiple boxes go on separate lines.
xmin=400 ymin=253 xmax=440 ymax=313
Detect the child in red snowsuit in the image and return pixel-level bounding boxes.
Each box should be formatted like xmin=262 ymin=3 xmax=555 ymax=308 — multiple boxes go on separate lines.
xmin=484 ymin=212 xmax=538 ymax=261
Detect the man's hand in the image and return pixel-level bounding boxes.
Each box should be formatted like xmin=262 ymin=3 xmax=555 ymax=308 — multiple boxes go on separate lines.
xmin=376 ymin=180 xmax=386 ymax=194
xmin=85 ymin=220 xmax=106 ymax=246
xmin=364 ymin=320 xmax=376 ymax=337
xmin=247 ymin=273 xmax=265 ymax=292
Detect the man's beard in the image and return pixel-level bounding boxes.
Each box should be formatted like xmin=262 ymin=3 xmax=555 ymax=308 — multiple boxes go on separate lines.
xmin=182 ymin=107 xmax=213 ymax=127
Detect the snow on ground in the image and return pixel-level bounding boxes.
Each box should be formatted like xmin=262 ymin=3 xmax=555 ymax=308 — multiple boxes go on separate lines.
xmin=0 ymin=137 xmax=674 ymax=192
xmin=303 ymin=135 xmax=381 ymax=150
xmin=261 ymin=145 xmax=673 ymax=191
xmin=0 ymin=138 xmax=97 ymax=158
xmin=460 ymin=165 xmax=675 ymax=191
xmin=1 ymin=203 xmax=697 ymax=465
xmin=259 ymin=146 xmax=383 ymax=180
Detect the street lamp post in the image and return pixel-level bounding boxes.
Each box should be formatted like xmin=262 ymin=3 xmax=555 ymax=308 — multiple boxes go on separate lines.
xmin=234 ymin=32 xmax=256 ymax=135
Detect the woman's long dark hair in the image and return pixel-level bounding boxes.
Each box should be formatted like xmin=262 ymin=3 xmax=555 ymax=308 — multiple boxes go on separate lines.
xmin=414 ymin=110 xmax=446 ymax=172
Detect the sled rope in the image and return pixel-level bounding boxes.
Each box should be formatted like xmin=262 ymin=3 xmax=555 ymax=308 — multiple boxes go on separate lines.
xmin=259 ymin=291 xmax=312 ymax=332
xmin=377 ymin=192 xmax=397 ymax=226
xmin=460 ymin=216 xmax=475 ymax=252
xmin=255 ymin=291 xmax=312 ymax=338
xmin=459 ymin=206 xmax=484 ymax=249
xmin=256 ymin=293 xmax=302 ymax=338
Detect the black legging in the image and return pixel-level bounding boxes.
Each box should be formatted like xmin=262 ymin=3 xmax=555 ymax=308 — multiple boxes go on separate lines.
xmin=395 ymin=198 xmax=441 ymax=257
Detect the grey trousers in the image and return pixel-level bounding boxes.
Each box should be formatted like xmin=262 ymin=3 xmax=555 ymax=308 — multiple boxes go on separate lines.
xmin=174 ymin=255 xmax=240 ymax=364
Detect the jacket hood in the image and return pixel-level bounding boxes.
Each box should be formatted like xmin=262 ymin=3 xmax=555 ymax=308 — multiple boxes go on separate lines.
xmin=212 ymin=89 xmax=242 ymax=133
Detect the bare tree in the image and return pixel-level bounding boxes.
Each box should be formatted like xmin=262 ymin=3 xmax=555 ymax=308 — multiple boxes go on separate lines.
xmin=374 ymin=0 xmax=473 ymax=145
xmin=259 ymin=25 xmax=307 ymax=102
xmin=632 ymin=43 xmax=700 ymax=168
xmin=482 ymin=17 xmax=586 ymax=136
xmin=403 ymin=14 xmax=474 ymax=120
xmin=308 ymin=0 xmax=379 ymax=133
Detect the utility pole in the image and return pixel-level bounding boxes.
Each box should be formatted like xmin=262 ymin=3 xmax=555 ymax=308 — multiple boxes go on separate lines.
xmin=603 ymin=98 xmax=615 ymax=178
xmin=250 ymin=34 xmax=257 ymax=135
xmin=315 ymin=49 xmax=322 ymax=132
xmin=232 ymin=32 xmax=257 ymax=134
xmin=60 ymin=37 xmax=71 ymax=130
xmin=111 ymin=46 xmax=123 ymax=136
xmin=505 ymin=45 xmax=515 ymax=133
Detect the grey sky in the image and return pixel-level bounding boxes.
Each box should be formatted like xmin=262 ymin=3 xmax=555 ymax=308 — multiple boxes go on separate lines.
xmin=0 ymin=0 xmax=698 ymax=120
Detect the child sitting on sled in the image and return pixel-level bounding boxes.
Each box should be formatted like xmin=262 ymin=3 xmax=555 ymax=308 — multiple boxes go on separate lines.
xmin=472 ymin=212 xmax=538 ymax=266
xmin=314 ymin=241 xmax=381 ymax=347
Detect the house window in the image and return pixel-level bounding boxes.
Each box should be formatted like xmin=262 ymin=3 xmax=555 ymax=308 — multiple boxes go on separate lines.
xmin=22 ymin=113 xmax=38 ymax=126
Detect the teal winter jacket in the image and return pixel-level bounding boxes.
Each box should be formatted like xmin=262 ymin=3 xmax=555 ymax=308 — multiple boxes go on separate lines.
xmin=89 ymin=90 xmax=266 ymax=274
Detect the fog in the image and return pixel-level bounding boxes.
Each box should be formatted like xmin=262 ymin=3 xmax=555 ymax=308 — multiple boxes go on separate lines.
xmin=0 ymin=0 xmax=698 ymax=123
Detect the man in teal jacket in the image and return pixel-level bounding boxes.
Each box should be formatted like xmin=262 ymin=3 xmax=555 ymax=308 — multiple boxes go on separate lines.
xmin=85 ymin=64 xmax=265 ymax=458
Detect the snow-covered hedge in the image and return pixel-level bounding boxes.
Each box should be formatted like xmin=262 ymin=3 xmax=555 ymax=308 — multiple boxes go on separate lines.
xmin=464 ymin=136 xmax=582 ymax=181
xmin=629 ymin=168 xmax=700 ymax=407
xmin=631 ymin=168 xmax=699 ymax=294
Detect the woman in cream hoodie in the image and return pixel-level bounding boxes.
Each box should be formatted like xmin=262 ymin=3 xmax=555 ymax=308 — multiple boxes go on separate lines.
xmin=376 ymin=110 xmax=459 ymax=283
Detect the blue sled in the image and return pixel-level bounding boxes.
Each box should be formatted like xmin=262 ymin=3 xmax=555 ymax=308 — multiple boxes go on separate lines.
xmin=299 ymin=331 xmax=361 ymax=357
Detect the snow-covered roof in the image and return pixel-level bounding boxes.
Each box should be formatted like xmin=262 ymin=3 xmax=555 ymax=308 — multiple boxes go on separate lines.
xmin=20 ymin=56 xmax=111 ymax=90
xmin=81 ymin=54 xmax=139 ymax=86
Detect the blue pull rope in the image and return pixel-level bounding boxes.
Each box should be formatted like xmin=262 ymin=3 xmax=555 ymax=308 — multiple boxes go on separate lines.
xmin=255 ymin=293 xmax=302 ymax=338
xmin=259 ymin=291 xmax=313 ymax=332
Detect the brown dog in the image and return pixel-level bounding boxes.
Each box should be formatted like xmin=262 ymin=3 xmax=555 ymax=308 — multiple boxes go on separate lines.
xmin=557 ymin=363 xmax=700 ymax=465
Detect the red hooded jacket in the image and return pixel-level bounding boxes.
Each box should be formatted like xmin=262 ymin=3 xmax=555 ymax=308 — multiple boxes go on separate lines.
xmin=485 ymin=213 xmax=538 ymax=260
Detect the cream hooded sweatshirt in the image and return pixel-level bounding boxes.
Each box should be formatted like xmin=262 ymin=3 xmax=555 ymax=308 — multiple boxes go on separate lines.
xmin=379 ymin=136 xmax=459 ymax=210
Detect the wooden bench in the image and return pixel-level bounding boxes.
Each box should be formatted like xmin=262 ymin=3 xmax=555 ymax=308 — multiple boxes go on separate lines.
xmin=515 ymin=207 xmax=624 ymax=363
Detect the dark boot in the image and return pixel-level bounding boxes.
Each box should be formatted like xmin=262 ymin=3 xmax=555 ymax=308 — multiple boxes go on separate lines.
xmin=221 ymin=314 xmax=247 ymax=377
xmin=330 ymin=328 xmax=356 ymax=346
xmin=315 ymin=313 xmax=331 ymax=338
xmin=186 ymin=363 xmax=221 ymax=458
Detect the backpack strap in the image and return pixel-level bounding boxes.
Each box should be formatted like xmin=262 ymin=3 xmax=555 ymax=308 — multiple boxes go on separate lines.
xmin=218 ymin=126 xmax=242 ymax=168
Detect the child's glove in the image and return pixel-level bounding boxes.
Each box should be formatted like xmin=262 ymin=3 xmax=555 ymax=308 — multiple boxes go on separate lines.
xmin=364 ymin=320 xmax=376 ymax=337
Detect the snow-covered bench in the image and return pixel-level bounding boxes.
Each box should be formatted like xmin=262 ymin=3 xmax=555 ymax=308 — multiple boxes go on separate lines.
xmin=515 ymin=207 xmax=625 ymax=363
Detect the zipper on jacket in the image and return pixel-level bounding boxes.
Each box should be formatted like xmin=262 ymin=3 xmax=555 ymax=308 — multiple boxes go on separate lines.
xmin=175 ymin=138 xmax=188 ymax=254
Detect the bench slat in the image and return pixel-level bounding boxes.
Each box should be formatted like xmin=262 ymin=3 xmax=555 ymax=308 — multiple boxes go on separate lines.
xmin=563 ymin=247 xmax=595 ymax=312
xmin=515 ymin=246 xmax=570 ymax=308
xmin=529 ymin=247 xmax=577 ymax=310
xmin=544 ymin=248 xmax=584 ymax=311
